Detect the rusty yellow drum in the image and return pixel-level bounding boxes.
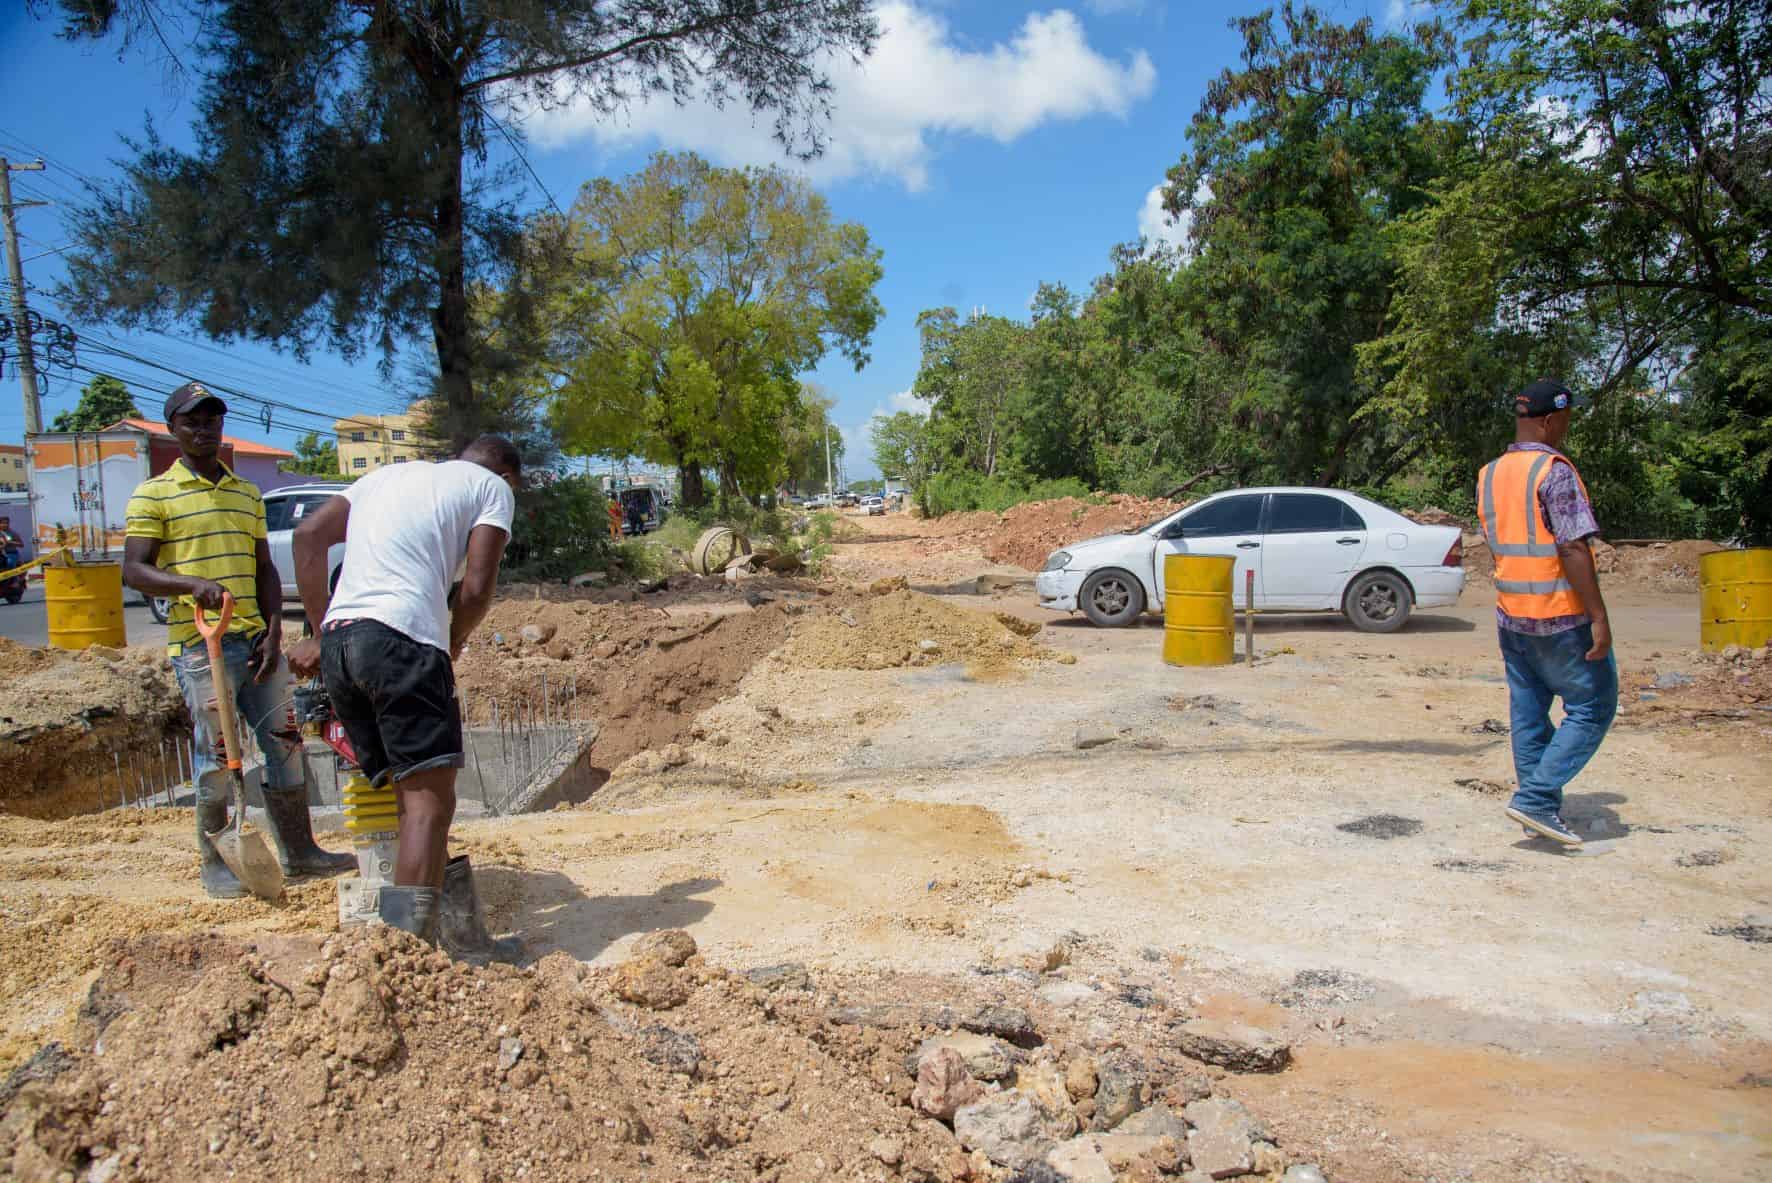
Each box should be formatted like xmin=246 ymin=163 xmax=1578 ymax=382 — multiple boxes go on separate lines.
xmin=1162 ymin=553 xmax=1235 ymax=667
xmin=45 ymin=562 xmax=126 ymax=651
xmin=1699 ymin=548 xmax=1771 ymax=652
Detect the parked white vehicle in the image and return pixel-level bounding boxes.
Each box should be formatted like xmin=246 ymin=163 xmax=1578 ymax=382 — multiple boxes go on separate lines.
xmin=264 ymin=483 xmax=351 ymax=608
xmin=1034 ymin=487 xmax=1465 ymax=633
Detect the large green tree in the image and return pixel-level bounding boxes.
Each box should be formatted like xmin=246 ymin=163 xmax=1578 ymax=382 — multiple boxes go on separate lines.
xmin=1371 ymin=0 xmax=1772 ymax=539
xmin=1163 ymin=3 xmax=1456 ymax=487
xmin=281 ymin=431 xmax=341 ymax=476
xmin=51 ymin=374 xmax=141 ymax=432
xmin=779 ymin=387 xmax=845 ymax=494
xmin=540 ymin=152 xmax=883 ymax=506
xmin=40 ymin=0 xmax=879 ymax=448
xmin=868 ymin=409 xmax=933 ymax=490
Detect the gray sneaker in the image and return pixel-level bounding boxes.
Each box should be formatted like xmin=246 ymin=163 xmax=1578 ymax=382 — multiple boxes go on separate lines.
xmin=1506 ymin=806 xmax=1583 ymax=846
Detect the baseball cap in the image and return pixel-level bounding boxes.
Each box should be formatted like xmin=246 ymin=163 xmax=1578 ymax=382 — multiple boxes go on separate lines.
xmin=163 ymin=381 xmax=227 ymax=422
xmin=1513 ymin=378 xmax=1584 ymax=417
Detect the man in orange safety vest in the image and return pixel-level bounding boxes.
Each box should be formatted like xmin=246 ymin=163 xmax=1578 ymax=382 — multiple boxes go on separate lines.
xmin=1475 ymin=379 xmax=1617 ymax=848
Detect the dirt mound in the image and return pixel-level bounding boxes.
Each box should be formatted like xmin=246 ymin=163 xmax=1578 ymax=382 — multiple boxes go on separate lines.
xmin=0 ymin=927 xmax=970 ymax=1183
xmin=1461 ymin=536 xmax=1722 ymax=592
xmin=453 ymin=596 xmax=796 ymax=777
xmin=782 ymin=590 xmax=1050 ymax=673
xmin=1623 ymin=647 xmax=1772 ymax=728
xmin=0 ymin=814 xmax=337 ymax=1069
xmin=1404 ymin=507 xmax=1469 ymax=530
xmin=982 ymin=495 xmax=1182 ymax=572
xmin=0 ymin=643 xmax=185 ymax=820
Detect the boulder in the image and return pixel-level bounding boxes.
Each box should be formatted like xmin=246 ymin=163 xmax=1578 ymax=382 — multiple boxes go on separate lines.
xmin=632 ymin=928 xmax=697 ymax=967
xmin=1184 ymin=1098 xmax=1269 ymax=1180
xmin=905 ymin=1032 xmax=1017 ymax=1082
xmin=954 ymin=1094 xmax=1050 ymax=1170
xmin=911 ymin=1046 xmax=984 ymax=1121
xmin=1091 ymin=1054 xmax=1149 ymax=1131
xmin=1046 ymin=1136 xmax=1114 ymax=1183
xmin=1173 ymin=1018 xmax=1292 ymax=1074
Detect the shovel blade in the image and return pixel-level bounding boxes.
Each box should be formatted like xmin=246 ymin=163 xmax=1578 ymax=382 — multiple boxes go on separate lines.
xmin=208 ymin=824 xmax=285 ymax=901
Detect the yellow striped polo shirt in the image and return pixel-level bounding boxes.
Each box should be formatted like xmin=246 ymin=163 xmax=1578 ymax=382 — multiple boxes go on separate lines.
xmin=125 ymin=459 xmax=268 ymax=652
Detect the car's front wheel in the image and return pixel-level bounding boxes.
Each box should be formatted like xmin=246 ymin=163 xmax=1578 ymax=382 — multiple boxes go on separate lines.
xmin=148 ymin=595 xmax=172 ymax=624
xmin=1080 ymin=568 xmax=1146 ymax=628
xmin=1343 ymin=570 xmax=1412 ymax=633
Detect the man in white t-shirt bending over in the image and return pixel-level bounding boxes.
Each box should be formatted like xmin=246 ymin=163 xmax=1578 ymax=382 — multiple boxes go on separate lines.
xmin=286 ymin=436 xmax=520 ymax=946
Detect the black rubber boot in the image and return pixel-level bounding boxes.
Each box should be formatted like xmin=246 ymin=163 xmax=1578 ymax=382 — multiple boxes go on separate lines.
xmin=377 ymin=886 xmax=440 ymax=943
xmin=439 ymin=855 xmax=522 ymax=966
xmin=195 ymin=793 xmax=247 ymax=900
xmin=262 ymin=787 xmax=357 ymax=879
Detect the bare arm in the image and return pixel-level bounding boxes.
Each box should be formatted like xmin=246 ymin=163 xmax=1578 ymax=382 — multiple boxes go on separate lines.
xmin=448 ymin=523 xmax=509 ymax=660
xmin=1558 ymin=539 xmax=1611 ymax=661
xmin=122 ymin=536 xmax=227 ymax=608
xmin=292 ymin=497 xmax=350 ymax=634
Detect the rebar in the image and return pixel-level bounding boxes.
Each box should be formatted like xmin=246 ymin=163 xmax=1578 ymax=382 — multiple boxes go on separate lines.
xmin=113 ymin=752 xmax=122 ymax=812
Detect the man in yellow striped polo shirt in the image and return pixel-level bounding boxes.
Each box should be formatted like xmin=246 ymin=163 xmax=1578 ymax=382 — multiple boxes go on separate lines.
xmin=122 ymin=382 xmax=353 ymax=897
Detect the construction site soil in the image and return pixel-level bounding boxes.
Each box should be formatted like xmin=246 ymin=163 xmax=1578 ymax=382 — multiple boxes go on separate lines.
xmin=0 ymin=641 xmax=186 ymax=820
xmin=3 ymin=508 xmax=1770 ymax=1182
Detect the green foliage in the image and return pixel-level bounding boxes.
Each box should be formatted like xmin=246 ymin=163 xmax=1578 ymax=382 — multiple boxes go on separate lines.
xmin=778 ymin=386 xmax=846 ymax=493
xmin=44 ymin=0 xmax=880 ymax=446
xmin=280 ymin=431 xmax=340 ymax=476
xmin=502 ymin=474 xmax=614 ymax=582
xmin=51 ymin=374 xmax=140 ymax=432
xmin=868 ymin=411 xmax=935 ymax=491
xmin=919 ymin=472 xmax=1093 ymax=517
xmin=535 ymin=152 xmax=882 ymax=508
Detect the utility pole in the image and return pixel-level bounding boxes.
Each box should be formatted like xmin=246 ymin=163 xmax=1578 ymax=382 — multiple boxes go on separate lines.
xmin=0 ymin=158 xmax=48 ymax=435
xmin=824 ymin=421 xmax=834 ymax=498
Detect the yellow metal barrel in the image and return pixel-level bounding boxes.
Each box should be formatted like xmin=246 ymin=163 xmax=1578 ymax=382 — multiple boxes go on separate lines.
xmin=1699 ymin=548 xmax=1772 ymax=652
xmin=45 ymin=563 xmax=126 ymax=651
xmin=1162 ymin=553 xmax=1236 ymax=667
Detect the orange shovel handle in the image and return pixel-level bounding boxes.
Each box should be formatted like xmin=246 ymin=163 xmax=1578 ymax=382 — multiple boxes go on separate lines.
xmin=191 ymin=593 xmax=244 ymax=773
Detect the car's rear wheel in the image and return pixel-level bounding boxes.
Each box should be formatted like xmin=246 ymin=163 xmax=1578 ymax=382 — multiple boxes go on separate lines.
xmin=1344 ymin=570 xmax=1412 ymax=633
xmin=1080 ymin=568 xmax=1146 ymax=628
xmin=148 ymin=595 xmax=172 ymax=624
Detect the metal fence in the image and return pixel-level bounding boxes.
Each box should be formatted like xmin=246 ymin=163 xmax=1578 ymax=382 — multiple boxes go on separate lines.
xmin=463 ymin=674 xmax=587 ymax=815
xmin=106 ymin=675 xmax=590 ymax=816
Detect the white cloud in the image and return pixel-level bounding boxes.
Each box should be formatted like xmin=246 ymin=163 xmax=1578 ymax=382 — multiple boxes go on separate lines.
xmin=1526 ymin=95 xmax=1604 ymax=161
xmin=1137 ymin=182 xmax=1190 ymax=252
xmin=1384 ymin=0 xmax=1434 ymax=26
xmin=521 ymin=3 xmax=1157 ymax=190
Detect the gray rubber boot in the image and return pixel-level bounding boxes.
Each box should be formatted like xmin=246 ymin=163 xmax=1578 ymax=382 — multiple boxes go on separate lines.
xmin=262 ymin=787 xmax=357 ymax=879
xmin=378 ymin=886 xmax=440 ymax=943
xmin=195 ymin=792 xmax=247 ymax=900
xmin=439 ymin=855 xmax=522 ymax=966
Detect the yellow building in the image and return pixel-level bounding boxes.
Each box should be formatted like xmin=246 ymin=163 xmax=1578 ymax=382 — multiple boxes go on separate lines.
xmin=335 ymin=405 xmax=430 ymax=475
xmin=0 ymin=445 xmax=26 ymax=494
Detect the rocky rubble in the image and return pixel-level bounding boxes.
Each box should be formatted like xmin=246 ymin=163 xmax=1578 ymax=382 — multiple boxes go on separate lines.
xmin=1 ymin=923 xmax=1320 ymax=1183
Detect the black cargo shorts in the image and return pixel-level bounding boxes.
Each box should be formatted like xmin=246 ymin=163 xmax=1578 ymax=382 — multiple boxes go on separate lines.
xmin=319 ymin=619 xmax=463 ymax=787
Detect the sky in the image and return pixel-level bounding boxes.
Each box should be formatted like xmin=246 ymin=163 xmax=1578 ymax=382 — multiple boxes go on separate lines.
xmin=0 ymin=0 xmax=1416 ymax=480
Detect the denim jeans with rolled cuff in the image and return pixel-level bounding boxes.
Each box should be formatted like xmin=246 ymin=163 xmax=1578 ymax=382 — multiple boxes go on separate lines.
xmin=1500 ymin=623 xmax=1618 ymax=819
xmin=171 ymin=632 xmax=304 ymax=804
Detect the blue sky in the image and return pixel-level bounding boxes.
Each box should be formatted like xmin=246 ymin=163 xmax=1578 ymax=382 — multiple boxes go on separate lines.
xmin=0 ymin=1 xmax=1413 ymax=479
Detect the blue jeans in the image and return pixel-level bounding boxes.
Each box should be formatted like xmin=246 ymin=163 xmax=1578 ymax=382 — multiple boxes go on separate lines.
xmin=1499 ymin=624 xmax=1618 ymax=818
xmin=172 ymin=632 xmax=304 ymax=804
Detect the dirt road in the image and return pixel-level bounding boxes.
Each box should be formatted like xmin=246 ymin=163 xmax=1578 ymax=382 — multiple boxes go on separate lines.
xmin=2 ymin=511 xmax=1767 ymax=1182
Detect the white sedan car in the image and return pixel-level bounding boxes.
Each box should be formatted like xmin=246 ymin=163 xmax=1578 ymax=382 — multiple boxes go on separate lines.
xmin=1035 ymin=487 xmax=1465 ymax=633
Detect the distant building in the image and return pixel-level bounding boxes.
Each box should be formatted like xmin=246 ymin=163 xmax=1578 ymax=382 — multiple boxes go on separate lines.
xmin=0 ymin=445 xmax=27 ymax=494
xmin=335 ymin=404 xmax=430 ymax=475
xmin=109 ymin=418 xmax=299 ymax=492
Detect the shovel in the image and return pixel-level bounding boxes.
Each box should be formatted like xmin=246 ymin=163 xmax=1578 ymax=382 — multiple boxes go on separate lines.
xmin=193 ymin=593 xmax=285 ymax=901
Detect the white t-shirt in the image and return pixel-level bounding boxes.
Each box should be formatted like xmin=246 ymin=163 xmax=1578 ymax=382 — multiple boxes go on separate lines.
xmin=324 ymin=460 xmax=515 ymax=653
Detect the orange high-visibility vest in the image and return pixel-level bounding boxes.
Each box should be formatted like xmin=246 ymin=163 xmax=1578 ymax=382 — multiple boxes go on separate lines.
xmin=1476 ymin=450 xmax=1593 ymax=619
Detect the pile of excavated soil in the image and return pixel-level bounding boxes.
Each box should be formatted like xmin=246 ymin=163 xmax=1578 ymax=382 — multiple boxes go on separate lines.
xmin=0 ymin=809 xmax=338 ymax=1068
xmin=1623 ymin=647 xmax=1772 ymax=729
xmin=981 ymin=495 xmax=1182 ymax=573
xmin=1460 ymin=536 xmax=1722 ymax=593
xmin=782 ymin=590 xmax=1051 ymax=673
xmin=1 ymin=925 xmax=1341 ymax=1183
xmin=0 ymin=643 xmax=186 ymax=820
xmin=454 ymin=596 xmax=797 ymax=775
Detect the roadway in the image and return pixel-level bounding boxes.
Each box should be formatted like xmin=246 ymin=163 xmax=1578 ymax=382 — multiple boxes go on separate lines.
xmin=0 ymin=584 xmax=170 ymax=650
